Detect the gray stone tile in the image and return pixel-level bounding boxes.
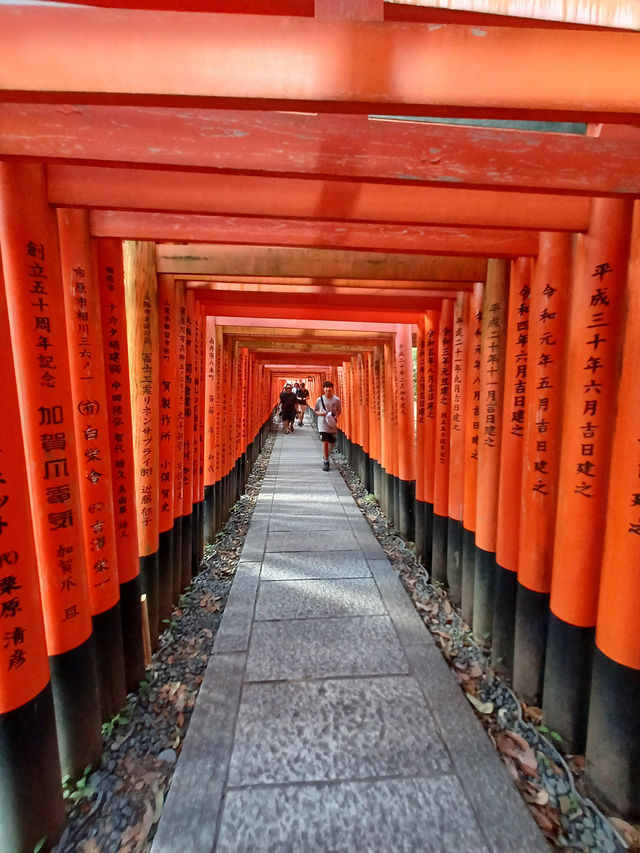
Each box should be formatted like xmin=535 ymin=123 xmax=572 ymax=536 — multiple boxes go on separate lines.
xmin=213 ymin=563 xmax=260 ymax=653
xmin=405 ymin=645 xmax=548 ymax=853
xmin=227 ymin=675 xmax=451 ymax=786
xmin=260 ymin=551 xmax=371 ymax=581
xmin=255 ymin=577 xmax=386 ymax=620
xmin=268 ymin=502 xmax=347 ymax=519
xmin=239 ymin=528 xmax=267 ymax=562
xmin=245 ymin=615 xmax=408 ymax=681
xmin=267 ymin=513 xmax=352 ymax=532
xmin=217 ymin=775 xmax=490 ymax=853
xmin=266 ymin=529 xmax=359 ymax=552
xmin=368 ymin=558 xmax=434 ymax=649
xmin=151 ymin=652 xmax=245 ymax=853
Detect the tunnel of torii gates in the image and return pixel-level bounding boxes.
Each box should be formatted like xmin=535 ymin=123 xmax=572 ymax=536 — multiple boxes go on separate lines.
xmin=2 ymin=0 xmax=640 ymax=848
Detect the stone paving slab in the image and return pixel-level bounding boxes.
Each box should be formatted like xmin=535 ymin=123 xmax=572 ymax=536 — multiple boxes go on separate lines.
xmin=266 ymin=529 xmax=360 ymax=552
xmin=217 ymin=775 xmax=491 ymax=853
xmin=153 ymin=430 xmax=547 ymax=853
xmin=245 ymin=615 xmax=409 ymax=681
xmin=255 ymin=577 xmax=386 ymax=620
xmin=151 ymin=651 xmax=246 ymax=853
xmin=266 ymin=513 xmax=353 ymax=531
xmin=227 ymin=675 xmax=452 ymax=786
xmin=260 ymin=550 xmax=371 ymax=581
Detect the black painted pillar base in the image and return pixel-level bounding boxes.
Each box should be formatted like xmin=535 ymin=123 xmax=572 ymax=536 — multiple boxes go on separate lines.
xmin=119 ymin=575 xmax=145 ymax=693
xmin=397 ymin=478 xmax=415 ymax=542
xmin=356 ymin=444 xmax=367 ymax=488
xmin=368 ymin=456 xmax=375 ymax=496
xmin=181 ymin=513 xmax=193 ymax=591
xmin=171 ymin=516 xmax=182 ymax=603
xmin=235 ymin=457 xmax=242 ymax=502
xmin=446 ymin=518 xmax=463 ymax=605
xmin=473 ymin=546 xmax=497 ymax=646
xmin=223 ymin=471 xmax=232 ymax=521
xmin=92 ymin=603 xmax=127 ymax=720
xmin=214 ymin=480 xmax=222 ymax=537
xmin=513 ymin=583 xmax=550 ymax=705
xmin=380 ymin=466 xmax=390 ymax=519
xmin=158 ymin=527 xmax=174 ymax=625
xmin=491 ymin=564 xmax=517 ymax=679
xmin=431 ymin=512 xmax=448 ymax=584
xmin=49 ymin=637 xmax=102 ymax=778
xmin=461 ymin=527 xmax=476 ymax=626
xmin=414 ymin=498 xmax=432 ymax=570
xmin=192 ymin=501 xmax=203 ymax=574
xmin=372 ymin=460 xmax=383 ymax=505
xmin=0 ymin=683 xmax=66 ymax=852
xmin=392 ymin=474 xmax=400 ymax=530
xmin=190 ymin=502 xmax=198 ymax=574
xmin=139 ymin=551 xmax=160 ymax=649
xmin=204 ymin=485 xmax=214 ymax=545
xmin=543 ymin=614 xmax=595 ymax=753
xmin=586 ymin=648 xmax=640 ymax=820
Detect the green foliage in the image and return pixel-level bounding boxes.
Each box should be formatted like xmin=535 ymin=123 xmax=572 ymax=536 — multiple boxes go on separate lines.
xmin=101 ymin=706 xmax=131 ymax=738
xmin=62 ymin=765 xmax=96 ymax=804
xmin=33 ymin=837 xmax=47 ymax=853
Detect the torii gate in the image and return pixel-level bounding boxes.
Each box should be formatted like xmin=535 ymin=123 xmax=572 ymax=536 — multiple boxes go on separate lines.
xmin=0 ymin=1 xmax=640 ymax=850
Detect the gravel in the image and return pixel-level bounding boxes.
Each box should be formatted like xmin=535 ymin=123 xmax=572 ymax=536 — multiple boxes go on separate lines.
xmin=52 ymin=431 xmax=637 ymax=853
xmin=53 ymin=432 xmax=275 ymax=853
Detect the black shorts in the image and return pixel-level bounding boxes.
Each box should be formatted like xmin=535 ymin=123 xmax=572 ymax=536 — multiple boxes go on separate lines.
xmin=320 ymin=432 xmax=336 ymax=444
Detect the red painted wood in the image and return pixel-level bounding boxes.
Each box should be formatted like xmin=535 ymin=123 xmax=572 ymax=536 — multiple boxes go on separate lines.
xmin=2 ymin=7 xmax=639 ymax=121
xmin=47 ymin=165 xmax=591 ymax=231
xmin=90 ymin=210 xmax=539 ymax=257
xmin=5 ymin=105 xmax=640 ymax=196
xmin=155 ymin=244 xmax=484 ymax=281
xmin=316 ymin=0 xmax=383 ymax=19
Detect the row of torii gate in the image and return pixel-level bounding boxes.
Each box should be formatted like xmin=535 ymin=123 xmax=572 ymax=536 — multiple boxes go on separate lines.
xmin=1 ymin=0 xmax=640 ymax=849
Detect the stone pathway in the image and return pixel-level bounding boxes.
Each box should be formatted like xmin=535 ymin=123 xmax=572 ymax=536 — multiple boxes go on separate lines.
xmin=152 ymin=429 xmax=548 ymax=852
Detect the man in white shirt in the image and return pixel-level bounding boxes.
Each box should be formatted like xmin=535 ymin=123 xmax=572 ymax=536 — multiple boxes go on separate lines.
xmin=313 ymin=380 xmax=342 ymax=471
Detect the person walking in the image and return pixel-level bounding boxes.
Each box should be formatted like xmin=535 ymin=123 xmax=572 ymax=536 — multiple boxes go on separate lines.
xmin=296 ymin=381 xmax=310 ymax=426
xmin=279 ymin=383 xmax=298 ymax=434
xmin=314 ymin=380 xmax=342 ymax=470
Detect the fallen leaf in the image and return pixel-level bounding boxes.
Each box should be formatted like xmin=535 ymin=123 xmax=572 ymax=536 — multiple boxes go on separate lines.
xmin=468 ymin=661 xmax=484 ymax=678
xmin=609 ymin=817 xmax=640 ymax=849
xmin=569 ymin=754 xmax=586 ymax=771
xmin=495 ymin=731 xmax=539 ymax=778
xmin=78 ymin=841 xmax=101 ymax=853
xmin=522 ymin=703 xmax=543 ymax=725
xmin=465 ymin=693 xmax=494 ymax=715
xmin=529 ymin=805 xmax=557 ymax=837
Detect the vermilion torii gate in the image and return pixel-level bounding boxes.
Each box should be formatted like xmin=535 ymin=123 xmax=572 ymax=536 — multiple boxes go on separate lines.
xmin=1 ymin=0 xmax=640 ymax=849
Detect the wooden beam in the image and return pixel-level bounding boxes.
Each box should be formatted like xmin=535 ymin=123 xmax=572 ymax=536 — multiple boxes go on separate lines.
xmin=2 ymin=8 xmax=640 ymax=121
xmin=196 ymin=289 xmax=440 ymax=310
xmin=185 ymin=277 xmax=471 ymax=290
xmin=90 ymin=210 xmax=539 ymax=257
xmin=189 ymin=283 xmax=470 ymax=299
xmin=49 ymin=165 xmax=591 ymax=231
xmin=215 ymin=317 xmax=402 ymax=332
xmin=7 ymin=105 xmax=640 ymax=197
xmin=155 ymin=244 xmax=485 ymax=280
xmin=219 ymin=325 xmax=394 ymax=340
xmin=198 ymin=302 xmax=428 ymax=323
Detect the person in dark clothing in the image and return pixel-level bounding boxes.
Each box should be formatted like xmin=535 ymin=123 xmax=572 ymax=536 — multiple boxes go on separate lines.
xmin=279 ymin=383 xmax=298 ymax=434
xmin=296 ymin=381 xmax=310 ymax=426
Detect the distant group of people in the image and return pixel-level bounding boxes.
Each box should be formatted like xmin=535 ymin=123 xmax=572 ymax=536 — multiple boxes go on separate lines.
xmin=278 ymin=379 xmax=342 ymax=471
xmin=278 ymin=381 xmax=310 ymax=433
